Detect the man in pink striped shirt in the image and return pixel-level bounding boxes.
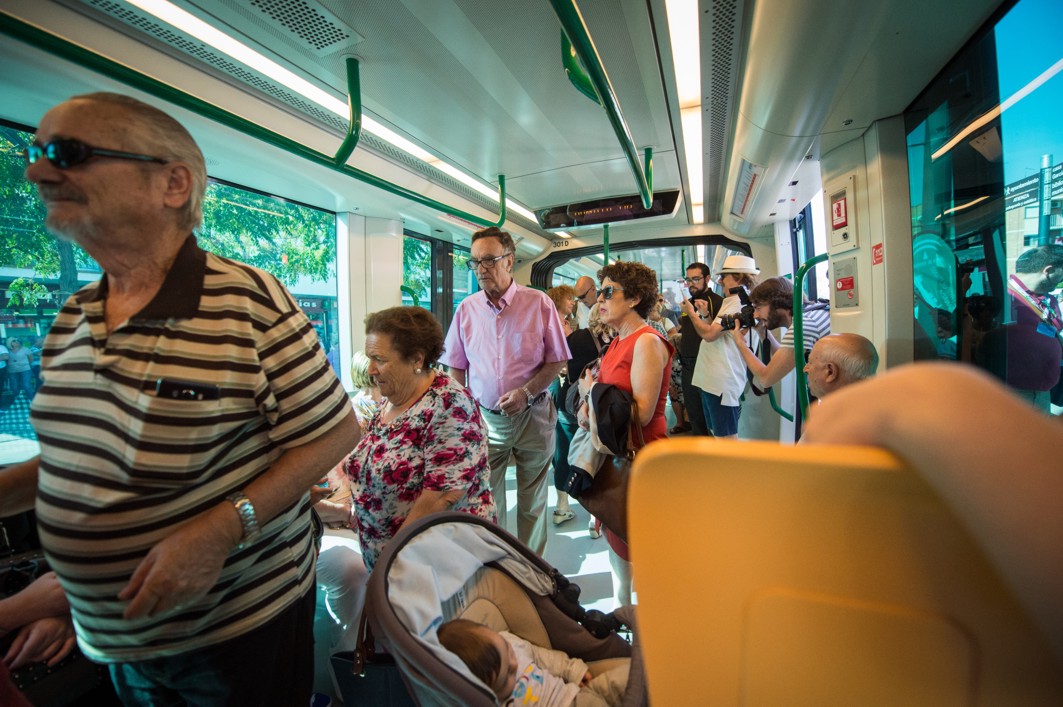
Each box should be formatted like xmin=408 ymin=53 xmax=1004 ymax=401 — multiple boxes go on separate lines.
xmin=440 ymin=227 xmax=571 ymax=554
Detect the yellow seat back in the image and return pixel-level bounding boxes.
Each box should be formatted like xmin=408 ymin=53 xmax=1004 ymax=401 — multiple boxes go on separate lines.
xmin=628 ymin=439 xmax=1061 ymax=706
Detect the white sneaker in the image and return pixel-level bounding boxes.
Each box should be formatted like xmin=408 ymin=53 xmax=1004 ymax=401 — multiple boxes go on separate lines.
xmin=588 ymin=517 xmax=601 ymax=539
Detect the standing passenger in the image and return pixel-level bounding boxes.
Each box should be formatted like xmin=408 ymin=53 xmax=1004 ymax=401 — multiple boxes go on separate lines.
xmin=680 ymin=255 xmax=760 ymax=439
xmin=546 ymin=285 xmax=577 ymax=525
xmin=3 ymin=92 xmax=359 ymax=706
xmin=440 ymin=227 xmax=571 ymax=555
xmin=676 ymin=263 xmax=723 ymax=435
xmin=573 ymin=275 xmax=597 ymax=330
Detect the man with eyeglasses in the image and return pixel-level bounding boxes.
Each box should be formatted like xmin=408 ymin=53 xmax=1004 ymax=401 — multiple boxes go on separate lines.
xmin=677 ymin=263 xmax=723 ymax=435
xmin=3 ymin=93 xmax=359 ymax=705
xmin=440 ymin=227 xmax=571 ymax=555
xmin=573 ymin=275 xmax=597 ymax=329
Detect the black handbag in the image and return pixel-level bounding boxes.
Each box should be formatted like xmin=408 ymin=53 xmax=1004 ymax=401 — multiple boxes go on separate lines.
xmin=330 ymin=609 xmax=416 ymax=706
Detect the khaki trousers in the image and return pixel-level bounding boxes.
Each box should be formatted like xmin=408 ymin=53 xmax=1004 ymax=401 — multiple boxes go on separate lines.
xmin=482 ymin=399 xmax=556 ymax=555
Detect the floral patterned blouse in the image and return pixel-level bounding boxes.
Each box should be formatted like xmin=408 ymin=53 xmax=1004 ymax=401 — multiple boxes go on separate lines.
xmin=344 ymin=371 xmax=496 ymax=570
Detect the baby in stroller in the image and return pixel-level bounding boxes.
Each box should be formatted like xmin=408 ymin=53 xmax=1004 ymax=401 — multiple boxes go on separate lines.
xmin=438 ymin=617 xmax=628 ymax=706
xmin=351 ymin=511 xmax=646 ymax=706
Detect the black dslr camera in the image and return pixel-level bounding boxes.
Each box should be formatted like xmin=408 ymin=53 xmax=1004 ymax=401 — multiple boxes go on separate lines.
xmin=719 ymin=287 xmax=756 ymax=330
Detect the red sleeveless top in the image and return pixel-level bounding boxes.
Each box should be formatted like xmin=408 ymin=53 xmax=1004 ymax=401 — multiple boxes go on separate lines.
xmin=598 ymin=324 xmax=674 ymax=446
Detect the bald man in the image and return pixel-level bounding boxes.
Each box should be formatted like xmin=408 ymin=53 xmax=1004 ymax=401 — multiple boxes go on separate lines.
xmin=573 ymin=275 xmax=596 ymax=329
xmin=803 ymin=333 xmax=879 ymax=399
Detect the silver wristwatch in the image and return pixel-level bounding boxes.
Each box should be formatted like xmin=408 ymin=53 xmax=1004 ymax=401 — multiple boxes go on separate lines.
xmin=227 ymin=491 xmax=261 ymax=550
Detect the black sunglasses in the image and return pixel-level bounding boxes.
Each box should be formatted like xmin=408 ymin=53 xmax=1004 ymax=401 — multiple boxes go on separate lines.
xmin=596 ymin=286 xmax=624 ymax=300
xmin=574 ymin=288 xmax=594 ymax=300
xmin=24 ymin=139 xmax=169 ymax=170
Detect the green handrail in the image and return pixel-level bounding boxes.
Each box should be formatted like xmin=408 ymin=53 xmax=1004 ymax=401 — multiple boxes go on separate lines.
xmin=767 ymin=387 xmax=794 ymax=422
xmin=603 ymin=223 xmax=610 ymax=263
xmin=549 ymin=0 xmax=654 ymax=209
xmin=333 ymin=56 xmax=362 ymax=166
xmin=560 ymin=32 xmax=600 ymax=105
xmin=400 ymin=285 xmax=420 ymax=307
xmin=794 ymin=252 xmax=829 ymax=419
xmin=0 ymin=15 xmax=507 ymax=229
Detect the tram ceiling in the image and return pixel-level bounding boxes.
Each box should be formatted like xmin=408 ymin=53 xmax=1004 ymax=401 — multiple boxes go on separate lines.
xmin=1 ymin=0 xmax=1005 ymax=240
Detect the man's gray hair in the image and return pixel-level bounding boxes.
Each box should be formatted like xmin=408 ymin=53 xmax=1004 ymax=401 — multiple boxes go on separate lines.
xmin=826 ymin=333 xmax=879 ymax=383
xmin=73 ymin=92 xmax=207 ymax=231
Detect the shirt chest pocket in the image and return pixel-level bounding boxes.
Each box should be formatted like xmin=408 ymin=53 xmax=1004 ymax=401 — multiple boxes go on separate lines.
xmin=120 ymin=386 xmax=257 ymax=487
xmin=511 ymin=331 xmax=545 ymax=362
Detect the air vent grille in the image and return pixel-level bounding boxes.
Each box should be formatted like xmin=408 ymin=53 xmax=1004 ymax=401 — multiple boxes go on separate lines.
xmin=84 ymin=0 xmax=349 ymax=133
xmin=703 ymin=0 xmax=743 ymax=223
xmin=247 ymin=0 xmax=349 ymax=53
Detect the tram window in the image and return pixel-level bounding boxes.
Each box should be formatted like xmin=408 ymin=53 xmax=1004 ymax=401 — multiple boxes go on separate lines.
xmin=403 ymin=234 xmax=432 ymax=308
xmin=0 ymin=122 xmax=341 ymax=463
xmin=452 ymin=246 xmax=475 ymax=315
xmin=199 ymin=179 xmax=339 ymax=349
xmin=905 ymin=0 xmax=1063 ymax=411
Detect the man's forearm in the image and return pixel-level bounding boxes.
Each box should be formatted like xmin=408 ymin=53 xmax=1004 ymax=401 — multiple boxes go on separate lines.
xmin=0 ymin=457 xmax=39 ymax=517
xmin=526 ymin=361 xmax=566 ymax=396
xmin=449 ymin=367 xmax=467 ymax=387
xmin=215 ymin=411 xmax=361 ymax=548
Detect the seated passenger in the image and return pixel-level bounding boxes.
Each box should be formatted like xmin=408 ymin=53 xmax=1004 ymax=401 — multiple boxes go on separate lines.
xmin=437 ymin=618 xmax=628 ymax=706
xmin=728 ymin=276 xmax=831 ymax=389
xmin=310 ymin=350 xmax=379 ymax=700
xmin=342 ymin=306 xmax=497 ymax=571
xmin=802 ymin=333 xmax=878 ymax=399
xmin=0 ymin=571 xmax=73 ymax=670
xmin=802 ymin=362 xmax=1063 ymax=668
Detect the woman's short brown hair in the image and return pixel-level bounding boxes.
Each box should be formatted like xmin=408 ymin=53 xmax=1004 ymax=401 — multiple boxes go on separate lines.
xmin=598 ymin=261 xmax=658 ymax=318
xmin=546 ymin=285 xmax=575 ymax=313
xmin=364 ymin=306 xmax=444 ymax=366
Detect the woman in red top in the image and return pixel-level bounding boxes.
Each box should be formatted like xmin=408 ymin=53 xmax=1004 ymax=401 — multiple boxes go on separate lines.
xmin=579 ymin=261 xmax=673 ymax=605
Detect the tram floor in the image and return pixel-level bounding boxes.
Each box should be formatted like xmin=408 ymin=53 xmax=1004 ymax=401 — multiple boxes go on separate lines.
xmin=498 ymin=467 xmax=631 ymax=614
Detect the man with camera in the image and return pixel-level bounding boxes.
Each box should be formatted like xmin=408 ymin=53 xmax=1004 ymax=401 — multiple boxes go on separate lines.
xmin=675 ymin=262 xmax=724 ymax=435
xmin=728 ymin=276 xmax=831 ymax=390
xmin=679 ymin=255 xmax=760 ymax=439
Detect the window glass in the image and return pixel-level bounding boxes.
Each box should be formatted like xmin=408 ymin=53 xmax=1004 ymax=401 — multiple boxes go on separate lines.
xmin=0 ymin=128 xmax=339 ymax=462
xmin=199 ymin=180 xmax=339 ymax=360
xmin=451 ymin=247 xmax=475 ymax=313
xmin=402 ymin=234 xmax=432 ymax=308
xmin=905 ymin=0 xmax=1063 ymax=411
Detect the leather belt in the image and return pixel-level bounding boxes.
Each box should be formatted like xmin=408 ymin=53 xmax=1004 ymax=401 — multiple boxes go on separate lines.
xmin=481 ymin=392 xmax=548 ymax=415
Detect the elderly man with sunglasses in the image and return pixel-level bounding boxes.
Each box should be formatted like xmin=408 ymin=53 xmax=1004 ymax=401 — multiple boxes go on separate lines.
xmin=440 ymin=227 xmax=571 ymax=555
xmin=2 ymin=93 xmax=359 ymax=705
xmin=573 ymin=275 xmax=597 ymax=329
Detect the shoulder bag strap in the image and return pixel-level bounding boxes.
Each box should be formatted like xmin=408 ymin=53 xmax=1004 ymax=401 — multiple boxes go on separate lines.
xmin=352 ymin=607 xmax=375 ymax=676
xmin=627 ymin=400 xmax=645 ymax=458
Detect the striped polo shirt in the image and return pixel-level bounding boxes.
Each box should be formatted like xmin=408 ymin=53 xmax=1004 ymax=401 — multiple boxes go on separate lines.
xmin=780 ymin=304 xmax=831 ymax=352
xmin=31 ymin=236 xmax=351 ymax=663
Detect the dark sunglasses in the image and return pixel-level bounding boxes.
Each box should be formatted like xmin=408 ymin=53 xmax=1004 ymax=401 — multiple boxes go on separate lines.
xmin=574 ymin=288 xmax=594 ymax=300
xmin=596 ymin=286 xmax=625 ymax=300
xmin=24 ymin=139 xmax=168 ymax=170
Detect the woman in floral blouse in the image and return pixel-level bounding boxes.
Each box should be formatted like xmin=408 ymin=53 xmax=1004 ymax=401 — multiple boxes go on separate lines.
xmin=342 ymin=306 xmax=496 ymax=570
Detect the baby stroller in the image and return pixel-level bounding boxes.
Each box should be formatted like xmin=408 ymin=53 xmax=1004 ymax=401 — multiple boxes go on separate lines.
xmin=336 ymin=512 xmax=647 ymax=706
